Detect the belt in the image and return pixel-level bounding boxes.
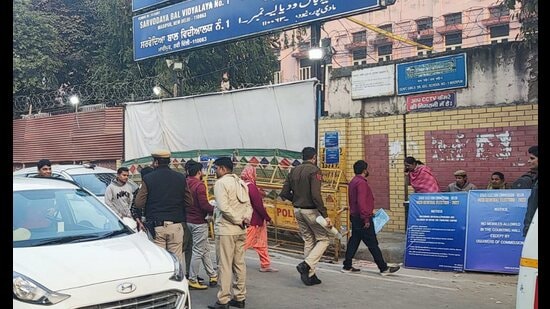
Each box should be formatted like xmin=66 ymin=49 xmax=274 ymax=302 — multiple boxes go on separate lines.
xmin=294 ymin=206 xmax=316 ymax=210
xmin=149 ymin=220 xmax=181 ymax=227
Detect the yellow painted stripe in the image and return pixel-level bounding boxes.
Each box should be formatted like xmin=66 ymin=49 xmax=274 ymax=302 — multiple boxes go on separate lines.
xmin=520 ymin=257 xmax=538 ymax=268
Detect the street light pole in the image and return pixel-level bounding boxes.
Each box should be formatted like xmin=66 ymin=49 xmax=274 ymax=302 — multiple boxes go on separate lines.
xmin=310 ymin=22 xmax=323 ymax=150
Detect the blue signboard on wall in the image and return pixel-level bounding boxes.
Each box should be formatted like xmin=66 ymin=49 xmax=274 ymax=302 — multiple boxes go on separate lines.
xmin=133 ymin=0 xmax=386 ymax=61
xmin=396 ymin=53 xmax=467 ymax=95
xmin=133 ymin=0 xmax=171 ymax=12
xmin=464 ymin=190 xmax=530 ymax=274
xmin=404 ymin=193 xmax=468 ymax=272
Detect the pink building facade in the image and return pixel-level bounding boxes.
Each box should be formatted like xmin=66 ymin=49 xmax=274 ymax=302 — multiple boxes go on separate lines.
xmin=275 ymin=0 xmax=521 ymax=83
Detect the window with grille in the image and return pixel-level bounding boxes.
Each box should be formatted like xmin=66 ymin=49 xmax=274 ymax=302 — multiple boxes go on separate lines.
xmin=489 ymin=5 xmax=509 ymax=18
xmin=352 ymin=49 xmax=367 ymax=61
xmin=416 ymin=18 xmax=433 ymax=31
xmin=299 ymin=67 xmax=311 ymax=80
xmin=352 ymin=31 xmax=367 ymax=43
xmin=445 ymin=32 xmax=462 ymax=45
xmin=444 ymin=13 xmax=462 ymax=25
xmin=379 ymin=24 xmax=393 ymax=33
xmin=490 ymin=24 xmax=509 ymax=38
xmin=416 ymin=37 xmax=433 ymax=50
xmin=378 ymin=44 xmax=392 ymax=56
xmin=273 ymin=71 xmax=281 ymax=84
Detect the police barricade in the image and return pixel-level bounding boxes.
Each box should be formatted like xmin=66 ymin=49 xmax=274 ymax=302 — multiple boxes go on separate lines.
xmin=202 ymin=160 xmax=350 ymax=261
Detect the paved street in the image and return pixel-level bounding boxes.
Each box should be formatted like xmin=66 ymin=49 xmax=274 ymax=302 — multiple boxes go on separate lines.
xmin=189 ymin=247 xmax=517 ymax=309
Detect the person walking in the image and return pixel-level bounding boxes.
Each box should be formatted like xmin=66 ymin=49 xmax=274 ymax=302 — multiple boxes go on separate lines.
xmin=404 ymin=156 xmax=440 ymax=193
xmin=522 ymin=145 xmax=538 ymax=237
xmin=342 ymin=160 xmax=400 ymax=275
xmin=185 ymin=161 xmax=217 ymax=290
xmin=35 ymin=159 xmax=52 ymax=177
xmin=280 ymin=147 xmax=330 ymax=286
xmin=134 ymin=149 xmax=193 ymax=272
xmin=208 ymin=157 xmax=253 ymax=309
xmin=445 ymin=170 xmax=477 ymax=192
xmin=240 ymin=165 xmax=278 ymax=273
xmin=104 ymin=166 xmax=134 ymax=219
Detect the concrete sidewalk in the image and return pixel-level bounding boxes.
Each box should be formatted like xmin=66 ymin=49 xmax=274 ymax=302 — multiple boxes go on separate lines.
xmin=342 ymin=231 xmax=406 ymax=264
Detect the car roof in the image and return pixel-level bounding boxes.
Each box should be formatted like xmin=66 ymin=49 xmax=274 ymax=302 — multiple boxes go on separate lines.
xmin=13 ymin=176 xmax=80 ymax=191
xmin=13 ymin=164 xmax=117 ymax=176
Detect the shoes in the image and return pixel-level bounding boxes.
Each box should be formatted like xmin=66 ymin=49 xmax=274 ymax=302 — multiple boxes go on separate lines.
xmin=341 ymin=266 xmax=361 ymax=273
xmin=228 ymin=299 xmax=246 ymax=308
xmin=208 ymin=301 xmax=229 ymax=309
xmin=209 ymin=276 xmax=218 ymax=287
xmin=380 ymin=265 xmax=400 ymax=276
xmin=310 ymin=274 xmax=322 ymax=285
xmin=296 ymin=261 xmax=313 ymax=286
xmin=186 ymin=274 xmax=205 ymax=284
xmin=260 ymin=267 xmax=279 ymax=272
xmin=188 ymin=279 xmax=208 ymax=290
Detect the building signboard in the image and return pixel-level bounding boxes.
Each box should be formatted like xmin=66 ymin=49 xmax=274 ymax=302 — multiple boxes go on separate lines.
xmin=351 ymin=64 xmax=395 ymax=99
xmin=396 ymin=53 xmax=467 ymax=96
xmin=406 ymin=91 xmax=456 ymax=112
xmin=132 ymin=0 xmax=171 ymax=12
xmin=133 ymin=0 xmax=386 ymax=61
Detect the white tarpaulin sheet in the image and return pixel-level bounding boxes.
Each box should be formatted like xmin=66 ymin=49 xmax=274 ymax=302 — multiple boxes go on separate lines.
xmin=124 ymin=79 xmax=316 ymax=160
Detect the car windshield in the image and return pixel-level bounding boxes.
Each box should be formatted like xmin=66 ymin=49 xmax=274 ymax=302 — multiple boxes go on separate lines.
xmin=13 ymin=188 xmax=131 ymax=248
xmin=70 ymin=173 xmax=115 ymax=196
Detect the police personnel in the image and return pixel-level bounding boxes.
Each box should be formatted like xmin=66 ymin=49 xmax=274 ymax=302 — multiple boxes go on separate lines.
xmin=280 ymin=147 xmax=330 ymax=286
xmin=135 ymin=149 xmax=193 ymax=270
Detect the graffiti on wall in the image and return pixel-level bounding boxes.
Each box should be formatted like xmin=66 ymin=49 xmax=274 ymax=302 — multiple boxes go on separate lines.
xmin=476 ymin=131 xmax=512 ymax=160
xmin=430 ymin=130 xmax=513 ymax=161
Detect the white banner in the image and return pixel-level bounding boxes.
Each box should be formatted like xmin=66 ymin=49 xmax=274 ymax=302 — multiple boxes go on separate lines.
xmin=123 ymin=80 xmax=317 ymax=160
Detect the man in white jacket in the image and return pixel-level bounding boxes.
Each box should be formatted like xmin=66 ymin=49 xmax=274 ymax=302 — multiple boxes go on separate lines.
xmin=208 ymin=157 xmax=253 ymax=309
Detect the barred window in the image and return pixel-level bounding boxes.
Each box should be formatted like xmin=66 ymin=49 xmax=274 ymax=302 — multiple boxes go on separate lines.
xmin=444 ymin=13 xmax=462 ymax=26
xmin=416 ymin=18 xmax=433 ymax=31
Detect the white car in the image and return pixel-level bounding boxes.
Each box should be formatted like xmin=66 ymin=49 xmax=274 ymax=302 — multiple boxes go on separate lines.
xmin=516 ymin=208 xmax=538 ymax=309
xmin=13 ymin=177 xmax=190 ymax=308
xmin=13 ymin=164 xmax=138 ymax=203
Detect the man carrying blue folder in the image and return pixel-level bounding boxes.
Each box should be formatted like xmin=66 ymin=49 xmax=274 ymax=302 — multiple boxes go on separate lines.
xmin=342 ymin=160 xmax=400 ymax=275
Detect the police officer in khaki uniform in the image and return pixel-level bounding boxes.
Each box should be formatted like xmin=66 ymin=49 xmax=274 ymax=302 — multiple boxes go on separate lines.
xmin=280 ymin=147 xmax=331 ymax=286
xmin=135 ymin=149 xmax=193 ymax=270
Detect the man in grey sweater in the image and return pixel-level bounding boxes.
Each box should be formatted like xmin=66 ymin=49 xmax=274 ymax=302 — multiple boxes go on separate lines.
xmin=105 ymin=166 xmax=134 ymax=219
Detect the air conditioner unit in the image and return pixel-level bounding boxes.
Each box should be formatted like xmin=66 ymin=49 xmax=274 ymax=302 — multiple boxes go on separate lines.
xmin=417 ymin=50 xmax=434 ymax=56
xmin=491 ymin=38 xmax=508 ymax=44
xmin=445 ymin=45 xmax=462 ymax=51
xmin=378 ymin=55 xmax=392 ymax=62
xmin=353 ymin=60 xmax=367 ymax=66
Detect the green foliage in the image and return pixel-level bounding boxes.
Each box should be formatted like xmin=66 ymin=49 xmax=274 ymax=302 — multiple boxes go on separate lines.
xmin=13 ymin=0 xmax=279 ymax=99
xmin=13 ymin=0 xmax=64 ymax=94
xmin=504 ymin=0 xmax=538 ymax=46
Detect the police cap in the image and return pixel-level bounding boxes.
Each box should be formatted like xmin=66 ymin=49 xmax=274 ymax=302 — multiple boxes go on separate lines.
xmin=151 ymin=149 xmax=171 ymax=159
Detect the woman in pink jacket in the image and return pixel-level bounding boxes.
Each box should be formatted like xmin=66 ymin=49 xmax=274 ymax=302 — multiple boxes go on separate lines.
xmin=240 ymin=165 xmax=278 ymax=272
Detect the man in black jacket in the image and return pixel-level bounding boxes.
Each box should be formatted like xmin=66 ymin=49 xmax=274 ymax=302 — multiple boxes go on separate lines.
xmin=135 ymin=149 xmax=193 ymax=270
xmin=521 ymin=145 xmax=538 ymax=237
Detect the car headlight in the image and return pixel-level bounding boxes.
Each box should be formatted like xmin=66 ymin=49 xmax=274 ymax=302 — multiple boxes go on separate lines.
xmin=168 ymin=253 xmax=185 ymax=282
xmin=13 ymin=271 xmax=70 ymax=305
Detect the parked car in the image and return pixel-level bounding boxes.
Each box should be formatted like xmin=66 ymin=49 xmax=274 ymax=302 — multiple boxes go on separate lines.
xmin=13 ymin=177 xmax=190 ymax=308
xmin=516 ymin=208 xmax=538 ymax=309
xmin=13 ymin=164 xmax=138 ymax=203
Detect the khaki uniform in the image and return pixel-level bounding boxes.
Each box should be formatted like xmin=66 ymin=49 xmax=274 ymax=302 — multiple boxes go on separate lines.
xmin=280 ymin=161 xmax=329 ymax=276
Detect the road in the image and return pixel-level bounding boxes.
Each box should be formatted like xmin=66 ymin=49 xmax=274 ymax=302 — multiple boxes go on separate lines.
xmin=188 ymin=247 xmax=517 ymax=309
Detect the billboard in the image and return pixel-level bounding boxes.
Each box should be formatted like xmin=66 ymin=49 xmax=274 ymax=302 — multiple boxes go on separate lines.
xmin=396 ymin=53 xmax=467 ymax=96
xmin=133 ymin=0 xmax=388 ymax=61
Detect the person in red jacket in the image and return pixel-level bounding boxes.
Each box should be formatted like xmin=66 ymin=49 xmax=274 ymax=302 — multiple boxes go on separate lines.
xmin=241 ymin=165 xmax=278 ymax=272
xmin=342 ymin=160 xmax=400 ymax=275
xmin=185 ymin=161 xmax=218 ymax=289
